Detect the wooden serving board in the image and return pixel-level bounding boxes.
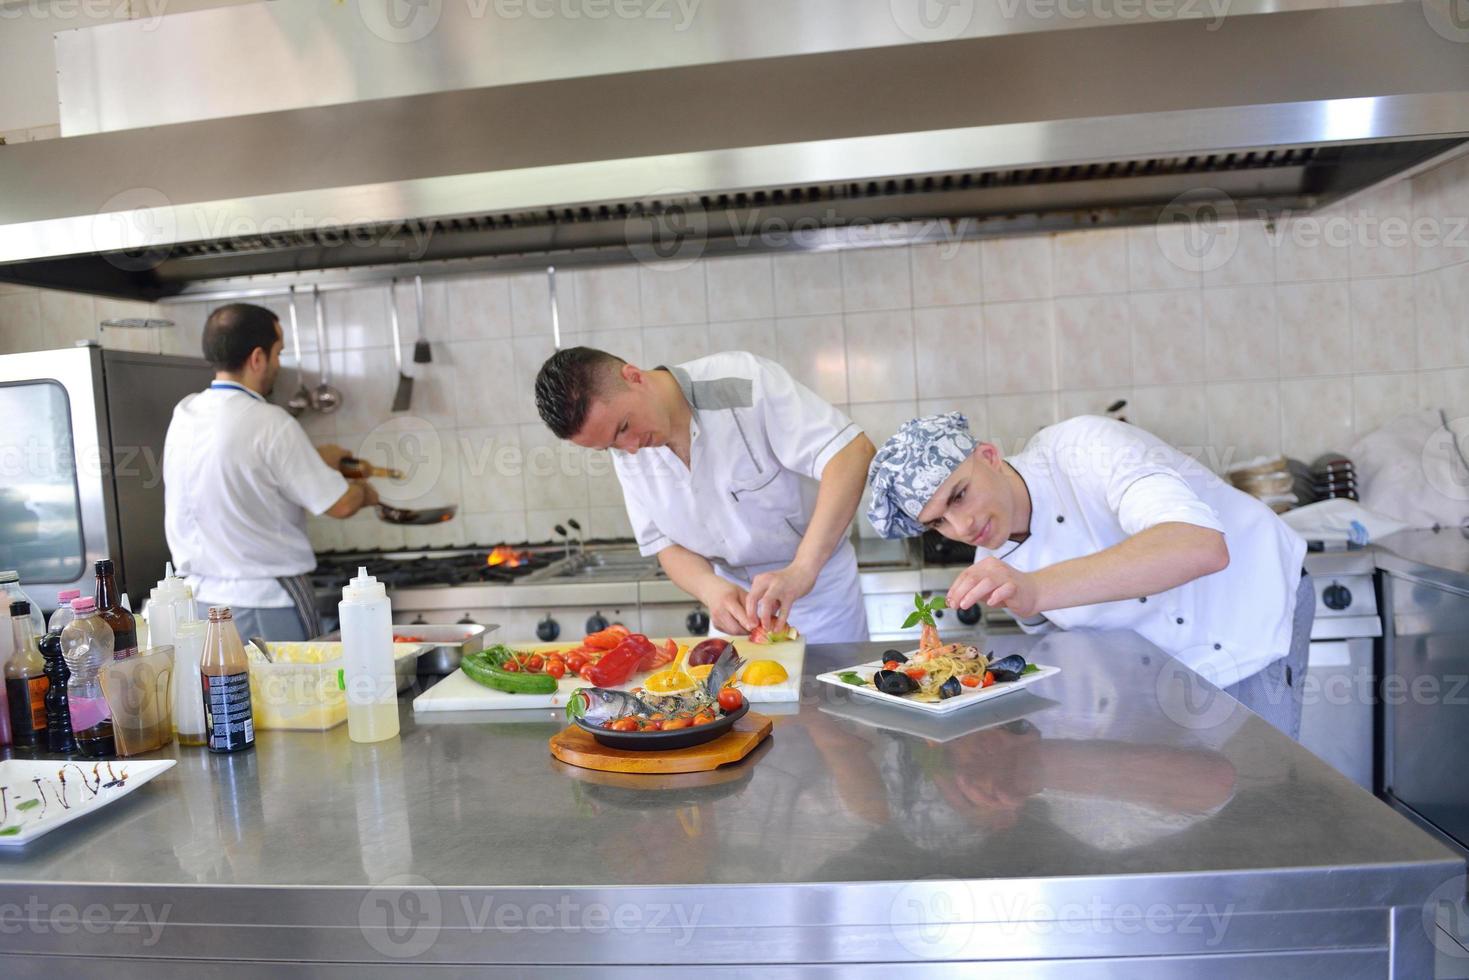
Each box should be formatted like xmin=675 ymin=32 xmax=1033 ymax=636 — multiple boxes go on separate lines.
xmin=413 ymin=636 xmax=805 ymax=713
xmin=548 ymin=711 xmax=773 ymax=773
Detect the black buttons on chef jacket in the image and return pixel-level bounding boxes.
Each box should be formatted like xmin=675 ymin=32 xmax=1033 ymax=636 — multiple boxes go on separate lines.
xmin=1056 ymin=515 xmax=1065 ymax=523
xmin=1176 ymin=617 xmax=1185 ymax=625
xmin=1138 ymin=596 xmax=1147 ymax=603
xmin=1214 ymin=643 xmax=1222 ymax=650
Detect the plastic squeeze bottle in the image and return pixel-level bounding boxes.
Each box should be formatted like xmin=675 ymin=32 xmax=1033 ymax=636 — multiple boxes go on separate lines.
xmin=339 ymin=566 xmax=400 ymax=743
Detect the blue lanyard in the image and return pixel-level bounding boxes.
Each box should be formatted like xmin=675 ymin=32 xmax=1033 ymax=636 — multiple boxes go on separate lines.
xmin=209 ymin=381 xmax=265 ymax=402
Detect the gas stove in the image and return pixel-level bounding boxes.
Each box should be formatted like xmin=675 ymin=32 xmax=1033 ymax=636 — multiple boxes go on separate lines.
xmin=311 ymin=546 xmax=552 ymax=593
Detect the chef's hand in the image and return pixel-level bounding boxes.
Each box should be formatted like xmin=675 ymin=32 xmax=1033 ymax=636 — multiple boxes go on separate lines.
xmin=703 ymin=579 xmax=757 ymax=635
xmin=948 ymin=557 xmax=1041 ymax=619
xmin=355 ymin=480 xmax=380 ymax=507
xmin=316 ymin=444 xmax=352 ymax=471
xmin=745 ymin=561 xmax=818 ymax=634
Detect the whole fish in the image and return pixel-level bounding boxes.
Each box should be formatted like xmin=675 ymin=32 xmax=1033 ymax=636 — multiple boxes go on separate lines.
xmin=567 ymin=646 xmax=747 ymax=722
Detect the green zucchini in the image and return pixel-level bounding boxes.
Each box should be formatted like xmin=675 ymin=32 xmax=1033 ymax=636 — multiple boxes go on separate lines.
xmin=461 ymin=645 xmax=558 ymax=695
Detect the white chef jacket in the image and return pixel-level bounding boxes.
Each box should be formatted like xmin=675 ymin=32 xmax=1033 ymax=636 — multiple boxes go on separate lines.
xmin=980 ymin=416 xmax=1306 ymax=689
xmin=163 ymin=382 xmax=348 ymax=608
xmin=613 ymin=351 xmax=868 ymax=642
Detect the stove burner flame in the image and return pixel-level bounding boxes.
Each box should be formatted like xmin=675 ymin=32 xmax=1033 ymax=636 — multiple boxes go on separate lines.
xmin=486 ymin=545 xmax=530 ymax=568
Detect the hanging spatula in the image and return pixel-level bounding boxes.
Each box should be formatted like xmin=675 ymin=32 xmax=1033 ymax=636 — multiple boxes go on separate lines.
xmin=411 ymin=275 xmax=433 ymax=364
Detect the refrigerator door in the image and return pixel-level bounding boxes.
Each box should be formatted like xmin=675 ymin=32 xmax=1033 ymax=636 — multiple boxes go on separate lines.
xmin=98 ymin=349 xmax=212 ymax=603
xmin=1385 ymin=571 xmax=1469 ymax=850
xmin=0 ymin=346 xmax=112 ymax=609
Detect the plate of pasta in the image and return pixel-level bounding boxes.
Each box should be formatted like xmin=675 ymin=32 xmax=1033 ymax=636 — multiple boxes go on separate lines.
xmin=817 ymin=638 xmax=1059 ymax=715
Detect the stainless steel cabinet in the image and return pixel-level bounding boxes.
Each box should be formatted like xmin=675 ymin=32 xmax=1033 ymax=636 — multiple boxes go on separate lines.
xmin=1383 ymin=569 xmax=1469 ymax=851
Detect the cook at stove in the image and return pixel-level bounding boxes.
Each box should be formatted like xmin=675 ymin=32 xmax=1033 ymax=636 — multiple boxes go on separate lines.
xmin=535 ymin=348 xmax=875 ymax=644
xmin=867 ymin=412 xmax=1312 ymax=739
xmin=162 ymin=303 xmax=381 ymax=642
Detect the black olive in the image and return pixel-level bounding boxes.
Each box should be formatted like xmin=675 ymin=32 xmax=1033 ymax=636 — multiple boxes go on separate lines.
xmin=882 ymin=648 xmax=908 ymax=664
xmin=873 ymin=669 xmax=919 ymax=696
xmin=938 ymin=676 xmax=962 ymax=700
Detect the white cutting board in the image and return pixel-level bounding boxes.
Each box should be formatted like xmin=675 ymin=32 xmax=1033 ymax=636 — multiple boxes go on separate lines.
xmin=412 ymin=635 xmax=805 ymax=713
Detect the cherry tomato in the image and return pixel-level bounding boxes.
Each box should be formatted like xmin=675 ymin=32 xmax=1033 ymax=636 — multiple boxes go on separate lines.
xmin=579 ymin=664 xmax=597 ymax=681
xmin=904 ymin=667 xmax=927 ymax=680
xmin=565 ymin=652 xmax=588 ymax=673
xmin=501 ymin=659 xmax=519 ymax=672
xmin=545 ymin=660 xmax=566 ymax=680
xmin=982 ymin=670 xmax=996 ymax=688
xmin=661 ymin=717 xmax=691 ymax=730
xmin=960 ymin=674 xmax=981 ymax=688
xmin=525 ymin=654 xmax=545 ymax=672
xmin=609 ymin=717 xmax=639 ymax=732
xmin=717 ymin=688 xmax=744 ymax=712
xmin=883 ymin=660 xmax=900 ymax=671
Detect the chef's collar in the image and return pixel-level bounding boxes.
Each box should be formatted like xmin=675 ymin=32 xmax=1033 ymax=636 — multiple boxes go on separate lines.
xmin=661 ymin=364 xmax=700 ymax=440
xmin=209 ymin=380 xmax=265 ymax=402
xmin=989 ymin=448 xmax=1054 ymax=561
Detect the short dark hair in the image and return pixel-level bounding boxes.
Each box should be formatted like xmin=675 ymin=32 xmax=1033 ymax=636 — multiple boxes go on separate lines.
xmin=534 ymin=347 xmax=626 ymax=439
xmin=202 ymin=303 xmax=280 ymax=371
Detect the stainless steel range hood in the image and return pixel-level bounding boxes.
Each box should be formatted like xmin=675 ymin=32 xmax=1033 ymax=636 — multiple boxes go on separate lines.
xmin=1 ymin=1 xmax=1467 ymax=300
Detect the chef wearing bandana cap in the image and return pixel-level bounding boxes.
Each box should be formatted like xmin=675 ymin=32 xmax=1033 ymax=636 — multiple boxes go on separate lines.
xmin=866 ymin=412 xmax=1312 ymax=738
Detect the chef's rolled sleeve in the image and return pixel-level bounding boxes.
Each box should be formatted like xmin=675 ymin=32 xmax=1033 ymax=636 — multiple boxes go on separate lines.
xmin=750 ymin=354 xmax=862 ymax=479
xmin=267 ymin=423 xmax=350 ymax=517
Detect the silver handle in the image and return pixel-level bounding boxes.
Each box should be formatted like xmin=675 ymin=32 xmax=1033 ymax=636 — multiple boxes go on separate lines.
xmin=389 ymin=278 xmax=404 ymax=373
xmin=288 ymin=286 xmax=304 ymax=383
xmin=313 ymin=285 xmax=329 ymax=384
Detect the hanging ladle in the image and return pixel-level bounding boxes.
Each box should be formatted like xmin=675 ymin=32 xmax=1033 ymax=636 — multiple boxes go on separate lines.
xmin=311 ymin=285 xmax=342 ymax=414
xmin=285 ymin=286 xmax=313 ymax=417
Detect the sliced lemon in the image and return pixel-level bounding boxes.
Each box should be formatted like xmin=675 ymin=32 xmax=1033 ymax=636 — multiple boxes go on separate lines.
xmin=688 ymin=664 xmax=714 ymax=681
xmin=740 ymin=659 xmax=789 ymax=686
xmin=644 ymin=666 xmax=696 ymax=694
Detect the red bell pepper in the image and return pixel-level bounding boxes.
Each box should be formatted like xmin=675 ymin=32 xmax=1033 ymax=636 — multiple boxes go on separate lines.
xmin=584 ymin=633 xmax=656 ymax=687
xmin=584 ymin=624 xmax=631 ymax=651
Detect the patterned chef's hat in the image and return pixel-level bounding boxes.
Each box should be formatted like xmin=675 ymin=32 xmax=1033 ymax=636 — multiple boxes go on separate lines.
xmin=866 ymin=412 xmax=978 ymax=539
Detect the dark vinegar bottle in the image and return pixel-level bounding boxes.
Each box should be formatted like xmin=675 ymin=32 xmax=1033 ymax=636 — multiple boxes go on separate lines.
xmin=94 ymin=558 xmax=138 ymax=661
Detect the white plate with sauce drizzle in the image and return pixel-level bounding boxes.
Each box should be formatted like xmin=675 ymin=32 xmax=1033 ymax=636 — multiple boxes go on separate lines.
xmin=0 ymin=758 xmax=176 ymax=846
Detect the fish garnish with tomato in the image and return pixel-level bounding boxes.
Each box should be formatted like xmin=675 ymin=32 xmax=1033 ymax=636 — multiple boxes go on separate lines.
xmin=566 ymin=646 xmax=746 ymax=731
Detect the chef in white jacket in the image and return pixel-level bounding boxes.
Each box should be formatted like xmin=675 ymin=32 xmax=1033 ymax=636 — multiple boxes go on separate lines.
xmin=535 ymin=347 xmax=875 ymax=643
xmin=866 ymin=412 xmax=1313 ymax=738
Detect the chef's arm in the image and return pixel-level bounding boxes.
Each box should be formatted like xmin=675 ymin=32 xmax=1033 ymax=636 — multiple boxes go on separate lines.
xmin=1034 ymin=522 xmax=1229 ymax=611
xmin=952 ymin=522 xmax=1228 ymax=626
xmin=323 ymin=480 xmax=379 ymax=520
xmin=657 ymin=545 xmax=755 ymax=633
xmin=791 ymin=434 xmax=877 ymax=575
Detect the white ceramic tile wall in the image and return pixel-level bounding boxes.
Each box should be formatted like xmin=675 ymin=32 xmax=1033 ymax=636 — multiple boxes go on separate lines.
xmin=1 ymin=150 xmax=1465 ymax=552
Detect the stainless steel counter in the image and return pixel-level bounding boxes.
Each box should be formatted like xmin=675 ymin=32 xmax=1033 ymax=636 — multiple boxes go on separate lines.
xmin=0 ymin=631 xmax=1460 ymax=977
xmin=1375 ymin=527 xmax=1469 ymax=596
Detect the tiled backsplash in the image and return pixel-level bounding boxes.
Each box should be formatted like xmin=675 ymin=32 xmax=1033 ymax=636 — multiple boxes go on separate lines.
xmin=2 ymin=152 xmax=1466 ymax=554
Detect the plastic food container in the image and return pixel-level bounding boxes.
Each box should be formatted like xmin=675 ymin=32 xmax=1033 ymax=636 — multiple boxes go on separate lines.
xmin=247 ymin=642 xmax=423 ymax=731
xmin=99 ymin=645 xmax=175 ymax=756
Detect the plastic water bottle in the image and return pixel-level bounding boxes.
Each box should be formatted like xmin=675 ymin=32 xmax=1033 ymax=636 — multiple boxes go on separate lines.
xmin=48 ymin=589 xmax=82 ymax=634
xmin=61 ymin=597 xmax=116 ymax=757
xmin=338 ymin=566 xmax=399 ymax=743
xmin=0 ymin=571 xmax=46 ymax=640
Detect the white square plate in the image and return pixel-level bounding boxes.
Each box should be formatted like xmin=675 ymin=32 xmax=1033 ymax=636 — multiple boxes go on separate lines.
xmin=817 ymin=658 xmax=1060 ymax=715
xmin=0 ymin=758 xmax=176 ymax=846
